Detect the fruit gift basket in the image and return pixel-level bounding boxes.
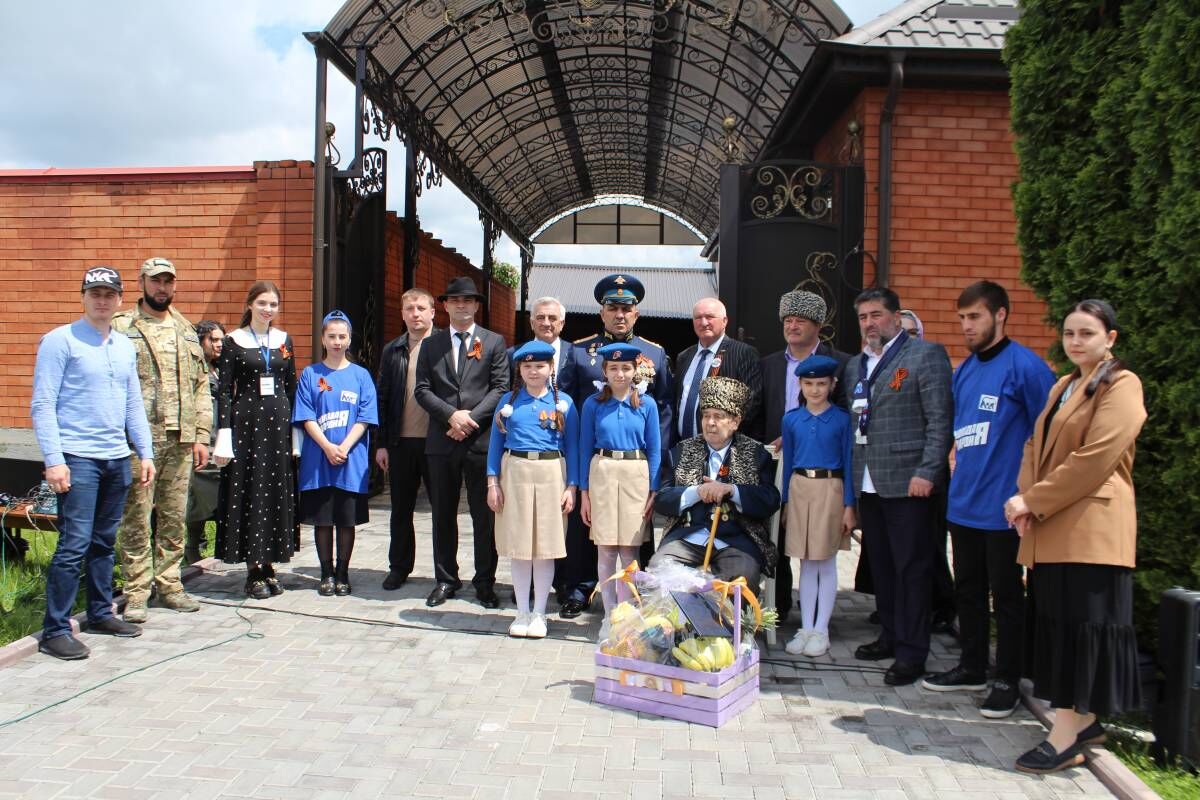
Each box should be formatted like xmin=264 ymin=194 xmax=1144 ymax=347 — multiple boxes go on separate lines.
xmin=592 ymin=560 xmax=772 ymax=727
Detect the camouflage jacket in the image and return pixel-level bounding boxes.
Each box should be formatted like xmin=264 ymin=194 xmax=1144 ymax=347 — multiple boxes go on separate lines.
xmin=112 ymin=302 xmax=212 ymax=444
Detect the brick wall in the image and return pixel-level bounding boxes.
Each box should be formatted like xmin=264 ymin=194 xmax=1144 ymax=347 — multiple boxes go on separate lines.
xmin=381 ymin=211 xmax=516 ymax=346
xmin=815 ymin=88 xmax=1056 ymax=363
xmin=0 ymin=161 xmax=314 ymax=430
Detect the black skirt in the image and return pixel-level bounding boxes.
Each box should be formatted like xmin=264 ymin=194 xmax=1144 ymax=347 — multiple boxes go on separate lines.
xmin=1026 ymin=562 xmax=1141 ymax=715
xmin=300 ymin=487 xmax=369 ymax=527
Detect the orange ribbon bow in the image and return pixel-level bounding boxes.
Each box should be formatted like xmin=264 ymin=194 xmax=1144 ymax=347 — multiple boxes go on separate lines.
xmin=279 ymin=344 xmax=291 ymax=360
xmin=317 ymin=376 xmax=333 ymax=392
xmin=467 ymin=339 xmax=483 ymax=360
xmin=711 ymin=577 xmax=763 ymax=632
xmin=889 ymin=367 xmax=909 ymax=391
xmin=590 ymin=560 xmax=642 ymax=604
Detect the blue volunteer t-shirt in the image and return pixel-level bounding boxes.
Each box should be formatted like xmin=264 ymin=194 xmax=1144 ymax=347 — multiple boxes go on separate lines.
xmin=293 ymin=362 xmax=379 ymax=494
xmin=948 ymin=338 xmax=1056 ymax=530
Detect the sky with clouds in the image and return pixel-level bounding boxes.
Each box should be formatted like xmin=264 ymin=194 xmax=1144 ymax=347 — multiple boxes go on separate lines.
xmin=0 ymin=0 xmax=898 ymax=268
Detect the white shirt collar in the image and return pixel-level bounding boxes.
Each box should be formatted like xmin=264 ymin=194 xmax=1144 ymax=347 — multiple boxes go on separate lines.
xmin=451 ymin=324 xmax=476 ymax=341
xmin=698 ymin=334 xmax=725 ymax=356
xmin=864 ymin=330 xmax=904 ymax=358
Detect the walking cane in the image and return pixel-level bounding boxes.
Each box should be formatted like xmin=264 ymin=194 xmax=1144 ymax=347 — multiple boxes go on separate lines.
xmin=701 ymin=503 xmax=723 ymax=573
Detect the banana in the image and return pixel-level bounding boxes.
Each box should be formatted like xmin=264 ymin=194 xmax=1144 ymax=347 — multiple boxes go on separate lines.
xmin=679 ymin=638 xmax=701 ymax=658
xmin=672 ymin=646 xmax=703 ymax=671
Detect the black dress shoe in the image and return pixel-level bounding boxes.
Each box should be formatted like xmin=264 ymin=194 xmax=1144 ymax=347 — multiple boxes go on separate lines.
xmin=265 ymin=577 xmax=284 ymax=596
xmin=559 ymin=597 xmax=588 ymax=619
xmin=246 ymin=580 xmax=270 ymax=600
xmin=884 ymin=661 xmax=927 ymax=686
xmin=426 ymin=583 xmax=456 ymax=607
xmin=318 ymin=577 xmax=335 ymax=596
xmin=854 ymin=639 xmax=894 ymax=661
xmin=1015 ymin=740 xmax=1084 ymax=774
xmin=476 ymin=588 xmax=500 ymax=609
xmin=335 ymin=581 xmax=351 ymax=597
xmin=1075 ymin=720 xmax=1107 ymax=747
xmin=39 ymin=633 xmax=90 ymax=660
xmin=87 ymin=617 xmax=144 ymax=638
xmin=382 ymin=571 xmax=407 ymax=591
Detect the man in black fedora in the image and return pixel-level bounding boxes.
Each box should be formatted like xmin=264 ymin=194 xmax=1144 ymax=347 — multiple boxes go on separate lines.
xmin=413 ymin=276 xmax=509 ymax=608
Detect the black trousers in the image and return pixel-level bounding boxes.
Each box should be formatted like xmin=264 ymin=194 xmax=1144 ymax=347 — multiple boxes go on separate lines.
xmin=948 ymin=523 xmax=1024 ymax=682
xmin=386 ymin=438 xmax=429 ymax=578
xmin=651 ymin=539 xmax=761 ymax=592
xmin=859 ymin=492 xmax=935 ymax=666
xmin=426 ymin=447 xmax=497 ymax=592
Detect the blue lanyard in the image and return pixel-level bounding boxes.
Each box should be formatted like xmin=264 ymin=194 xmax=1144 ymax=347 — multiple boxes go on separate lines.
xmin=255 ymin=331 xmax=272 ymax=372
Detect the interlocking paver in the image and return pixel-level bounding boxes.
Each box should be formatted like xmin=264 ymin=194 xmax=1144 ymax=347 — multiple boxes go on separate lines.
xmin=0 ymin=495 xmax=1118 ymax=799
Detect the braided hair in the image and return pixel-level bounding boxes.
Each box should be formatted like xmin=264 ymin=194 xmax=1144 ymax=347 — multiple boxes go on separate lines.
xmin=493 ymin=380 xmax=522 ymax=434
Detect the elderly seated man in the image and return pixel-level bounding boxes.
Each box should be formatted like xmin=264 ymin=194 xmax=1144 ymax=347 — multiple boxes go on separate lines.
xmin=651 ymin=377 xmax=780 ymax=589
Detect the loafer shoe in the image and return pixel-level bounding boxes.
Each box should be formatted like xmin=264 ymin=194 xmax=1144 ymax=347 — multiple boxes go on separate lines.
xmin=154 ymin=592 xmax=200 ymax=612
xmin=318 ymin=577 xmax=336 ymax=596
xmin=855 ymin=639 xmax=894 ymax=661
xmin=87 ymin=617 xmax=143 ymax=638
xmin=1015 ymin=740 xmax=1084 ymax=774
xmin=476 ymin=588 xmax=500 ymax=609
xmin=39 ymin=634 xmax=90 ymax=660
xmin=921 ymin=665 xmax=988 ymax=693
xmin=382 ymin=571 xmax=407 ymax=591
xmin=426 ymin=583 xmax=457 ymax=607
xmin=1075 ymin=720 xmax=1107 ymax=747
xmin=335 ymin=581 xmax=351 ymax=597
xmin=559 ymin=598 xmax=587 ymax=619
xmin=884 ymin=661 xmax=926 ymax=686
xmin=123 ymin=597 xmax=149 ymax=624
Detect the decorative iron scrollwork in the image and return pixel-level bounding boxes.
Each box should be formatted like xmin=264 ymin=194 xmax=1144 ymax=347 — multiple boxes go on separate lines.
xmin=795 ymin=251 xmax=839 ymax=342
xmin=749 ymin=165 xmax=834 ymax=221
xmin=348 ymin=148 xmax=387 ymax=200
xmin=413 ymin=150 xmax=443 ymax=198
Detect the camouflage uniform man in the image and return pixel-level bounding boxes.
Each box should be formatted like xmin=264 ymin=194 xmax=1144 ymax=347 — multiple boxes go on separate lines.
xmin=113 ymin=257 xmax=212 ymax=622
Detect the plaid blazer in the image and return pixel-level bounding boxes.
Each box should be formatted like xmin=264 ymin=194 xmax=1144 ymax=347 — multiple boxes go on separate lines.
xmin=843 ymin=336 xmax=953 ymax=498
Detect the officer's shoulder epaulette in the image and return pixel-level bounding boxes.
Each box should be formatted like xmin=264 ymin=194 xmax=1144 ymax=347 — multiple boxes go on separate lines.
xmin=635 ymin=336 xmax=664 ymax=350
xmin=573 ymin=334 xmax=599 ymax=344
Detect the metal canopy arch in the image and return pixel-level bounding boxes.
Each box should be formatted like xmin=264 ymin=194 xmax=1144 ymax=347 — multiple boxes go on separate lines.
xmin=318 ymin=0 xmax=852 ymax=247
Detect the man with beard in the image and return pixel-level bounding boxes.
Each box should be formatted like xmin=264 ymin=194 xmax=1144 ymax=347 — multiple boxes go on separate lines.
xmin=561 ymin=274 xmax=674 ymax=618
xmin=184 ymin=320 xmax=224 ymax=564
xmin=921 ymin=282 xmax=1054 ymax=717
xmin=844 ymin=287 xmax=952 ymax=686
xmin=112 ymin=258 xmax=212 ymax=624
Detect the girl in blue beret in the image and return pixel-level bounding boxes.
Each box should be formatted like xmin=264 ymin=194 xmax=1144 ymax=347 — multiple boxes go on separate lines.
xmin=781 ymin=354 xmax=856 ymax=657
xmin=292 ymin=311 xmax=379 ymax=597
xmin=579 ymin=343 xmax=661 ymax=642
xmin=487 ymin=340 xmax=579 ymax=639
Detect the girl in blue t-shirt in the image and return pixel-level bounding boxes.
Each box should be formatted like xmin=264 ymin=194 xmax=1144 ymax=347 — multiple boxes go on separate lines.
xmin=292 ymin=311 xmax=379 ymax=597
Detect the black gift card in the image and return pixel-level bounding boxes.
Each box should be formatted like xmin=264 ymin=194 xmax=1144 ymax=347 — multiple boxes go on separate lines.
xmin=670 ymin=591 xmax=733 ymax=638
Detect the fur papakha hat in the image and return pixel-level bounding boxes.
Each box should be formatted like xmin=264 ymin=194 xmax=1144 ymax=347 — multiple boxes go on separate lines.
xmin=698 ymin=376 xmax=751 ymax=418
xmin=778 ymin=290 xmax=826 ymax=324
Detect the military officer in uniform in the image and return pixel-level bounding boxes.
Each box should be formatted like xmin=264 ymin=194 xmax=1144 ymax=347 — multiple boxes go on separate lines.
xmin=559 ymin=273 xmax=674 ymax=618
xmin=113 ymin=257 xmax=212 ymax=623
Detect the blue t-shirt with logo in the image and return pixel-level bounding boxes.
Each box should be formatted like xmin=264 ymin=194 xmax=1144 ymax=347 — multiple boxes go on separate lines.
xmin=948 ymin=339 xmax=1055 ymax=530
xmin=292 ymin=362 xmax=379 ymax=494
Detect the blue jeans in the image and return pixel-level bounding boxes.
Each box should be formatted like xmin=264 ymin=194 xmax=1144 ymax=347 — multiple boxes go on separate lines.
xmin=43 ymin=454 xmax=132 ymax=639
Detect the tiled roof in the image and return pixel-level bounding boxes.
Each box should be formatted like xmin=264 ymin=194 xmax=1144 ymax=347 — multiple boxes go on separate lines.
xmin=832 ymin=0 xmax=1019 ymax=50
xmin=530 ymin=263 xmax=717 ymax=320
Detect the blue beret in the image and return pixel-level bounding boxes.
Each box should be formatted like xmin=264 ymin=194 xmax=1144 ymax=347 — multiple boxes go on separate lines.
xmin=322 ymin=309 xmax=352 ymax=333
xmin=794 ymin=354 xmax=839 ymax=379
xmin=594 ymin=273 xmax=645 ymax=305
xmin=596 ymin=342 xmax=641 ymax=362
xmin=512 ymin=340 xmax=555 ymax=364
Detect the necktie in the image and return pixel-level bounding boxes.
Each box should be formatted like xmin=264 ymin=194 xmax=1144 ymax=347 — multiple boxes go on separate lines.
xmin=681 ymin=349 xmax=711 ymax=439
xmin=456 ymin=331 xmax=470 ymax=377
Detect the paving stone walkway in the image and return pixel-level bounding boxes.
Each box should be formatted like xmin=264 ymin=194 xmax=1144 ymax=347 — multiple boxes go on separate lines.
xmin=0 ymin=495 xmax=1113 ymax=799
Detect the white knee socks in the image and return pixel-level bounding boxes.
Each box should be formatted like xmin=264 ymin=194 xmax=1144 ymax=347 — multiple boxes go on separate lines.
xmin=798 ymin=556 xmax=838 ymax=633
xmin=511 ymin=558 xmax=532 ymax=615
xmin=532 ymin=558 xmax=555 ymax=616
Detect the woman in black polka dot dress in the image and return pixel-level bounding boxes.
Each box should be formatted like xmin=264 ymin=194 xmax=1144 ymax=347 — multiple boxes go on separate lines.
xmin=212 ymin=280 xmax=298 ymax=599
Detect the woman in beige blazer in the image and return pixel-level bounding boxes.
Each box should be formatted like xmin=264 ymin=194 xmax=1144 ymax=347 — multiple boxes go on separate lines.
xmin=1004 ymin=300 xmax=1146 ymax=774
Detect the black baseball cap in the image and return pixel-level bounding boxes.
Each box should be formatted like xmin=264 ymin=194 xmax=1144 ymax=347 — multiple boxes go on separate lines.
xmin=81 ymin=266 xmax=123 ymax=293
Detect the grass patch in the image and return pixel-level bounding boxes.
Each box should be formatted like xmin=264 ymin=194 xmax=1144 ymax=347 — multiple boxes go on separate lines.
xmin=1105 ymin=725 xmax=1200 ymax=800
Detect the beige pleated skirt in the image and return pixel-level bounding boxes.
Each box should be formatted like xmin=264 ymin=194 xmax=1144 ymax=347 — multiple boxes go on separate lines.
xmin=495 ymin=452 xmax=568 ymax=559
xmin=587 ymin=454 xmax=650 ymax=546
xmin=784 ymin=473 xmax=849 ymax=560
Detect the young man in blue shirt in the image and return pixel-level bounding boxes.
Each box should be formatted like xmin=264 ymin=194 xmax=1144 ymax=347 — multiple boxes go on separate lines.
xmin=31 ymin=267 xmax=156 ymax=660
xmin=922 ymin=282 xmax=1055 ymax=717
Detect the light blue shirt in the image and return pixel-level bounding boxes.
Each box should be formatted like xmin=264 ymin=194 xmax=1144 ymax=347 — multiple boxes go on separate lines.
xmin=679 ymin=441 xmax=743 ymax=551
xmin=31 ymin=318 xmax=153 ymax=467
xmin=677 ymin=335 xmax=725 ymax=436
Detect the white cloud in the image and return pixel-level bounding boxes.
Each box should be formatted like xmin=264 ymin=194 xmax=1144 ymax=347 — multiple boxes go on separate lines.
xmin=1 ymin=0 xmax=897 ymax=265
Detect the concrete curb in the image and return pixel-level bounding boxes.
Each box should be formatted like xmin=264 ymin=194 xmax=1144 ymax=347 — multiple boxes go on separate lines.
xmin=0 ymin=557 xmax=216 ymax=669
xmin=1020 ymin=682 xmax=1160 ymax=800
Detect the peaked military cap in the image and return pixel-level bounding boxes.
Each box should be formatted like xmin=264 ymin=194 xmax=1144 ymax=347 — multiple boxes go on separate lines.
xmin=594 ymin=273 xmax=645 ymax=305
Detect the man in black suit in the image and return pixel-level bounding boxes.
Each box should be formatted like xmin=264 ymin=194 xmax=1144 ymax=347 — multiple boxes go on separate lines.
xmin=756 ymin=290 xmax=850 ymax=618
xmin=414 ymin=276 xmax=509 ymax=609
xmin=674 ymin=298 xmax=762 ymax=439
xmin=651 ymin=377 xmax=780 ymax=589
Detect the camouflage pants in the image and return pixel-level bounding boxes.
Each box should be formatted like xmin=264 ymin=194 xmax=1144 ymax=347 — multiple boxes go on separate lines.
xmin=118 ymin=434 xmax=193 ymax=602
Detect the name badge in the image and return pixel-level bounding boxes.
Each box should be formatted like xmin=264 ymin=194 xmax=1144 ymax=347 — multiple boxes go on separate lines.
xmin=259 ymin=376 xmax=275 ymax=396
xmin=340 ymin=390 xmax=358 ymax=404
xmin=855 ymin=431 xmax=868 ymax=445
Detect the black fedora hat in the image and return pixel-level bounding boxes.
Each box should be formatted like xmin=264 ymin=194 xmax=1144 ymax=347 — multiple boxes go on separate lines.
xmin=438 ymin=276 xmax=485 ymax=302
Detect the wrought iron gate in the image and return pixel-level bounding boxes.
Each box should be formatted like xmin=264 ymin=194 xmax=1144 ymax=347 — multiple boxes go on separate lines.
xmin=717 ymin=160 xmax=865 ymax=354
xmin=327 ymin=147 xmax=387 ymax=373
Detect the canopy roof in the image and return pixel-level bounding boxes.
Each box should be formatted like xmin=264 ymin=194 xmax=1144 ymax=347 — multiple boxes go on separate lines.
xmin=319 ymin=0 xmax=852 ymax=247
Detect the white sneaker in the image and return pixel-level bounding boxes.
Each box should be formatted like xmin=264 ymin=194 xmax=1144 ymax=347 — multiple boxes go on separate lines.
xmin=802 ymin=630 xmax=830 ymax=657
xmin=597 ymin=619 xmax=611 ymax=644
xmin=527 ymin=613 xmax=548 ymax=639
xmin=509 ymin=612 xmax=531 ymax=638
xmin=785 ymin=629 xmax=813 ymax=655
